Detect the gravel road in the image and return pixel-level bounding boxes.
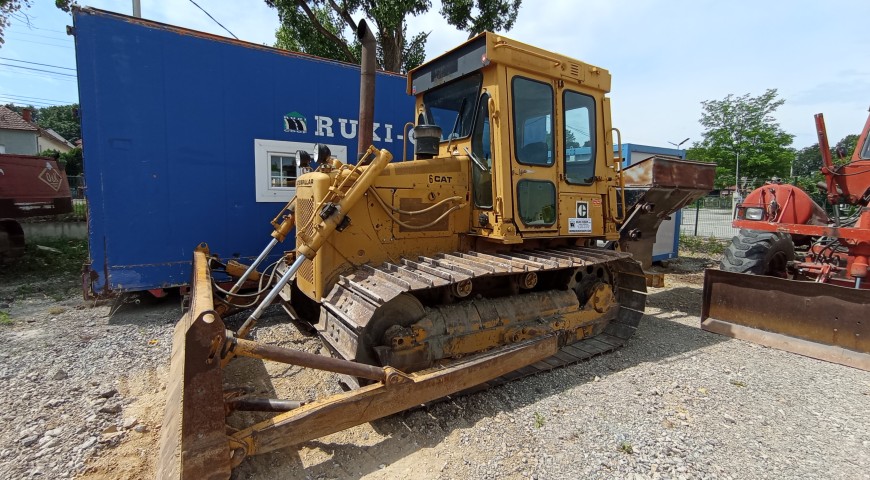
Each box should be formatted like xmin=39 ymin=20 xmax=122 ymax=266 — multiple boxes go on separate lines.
xmin=1 ymin=254 xmax=868 ymax=479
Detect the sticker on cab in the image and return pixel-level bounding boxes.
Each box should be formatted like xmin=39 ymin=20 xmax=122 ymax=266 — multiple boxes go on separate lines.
xmin=569 ymin=218 xmax=592 ymax=233
xmin=569 ymin=201 xmax=592 ymax=233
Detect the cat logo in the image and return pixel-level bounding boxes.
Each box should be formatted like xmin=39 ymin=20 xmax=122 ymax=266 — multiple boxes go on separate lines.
xmin=576 ymin=201 xmax=588 ymax=218
xmin=39 ymin=162 xmax=63 ymax=191
xmin=283 ymin=111 xmax=307 ymax=134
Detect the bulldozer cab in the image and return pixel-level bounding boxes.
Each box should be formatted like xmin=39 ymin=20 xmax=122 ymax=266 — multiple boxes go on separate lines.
xmin=408 ymin=33 xmax=622 ymax=244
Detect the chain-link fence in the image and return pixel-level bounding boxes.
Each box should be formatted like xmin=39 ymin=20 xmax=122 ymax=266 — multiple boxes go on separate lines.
xmin=679 ymin=196 xmax=738 ymax=240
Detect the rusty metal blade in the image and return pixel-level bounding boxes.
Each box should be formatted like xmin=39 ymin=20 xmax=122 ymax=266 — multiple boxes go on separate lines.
xmin=157 ymin=246 xmax=231 ymax=480
xmin=701 ymin=269 xmax=870 ymax=371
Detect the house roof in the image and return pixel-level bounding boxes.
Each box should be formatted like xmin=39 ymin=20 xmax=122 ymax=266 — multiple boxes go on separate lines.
xmin=39 ymin=127 xmax=75 ymax=148
xmin=0 ymin=106 xmax=38 ymax=132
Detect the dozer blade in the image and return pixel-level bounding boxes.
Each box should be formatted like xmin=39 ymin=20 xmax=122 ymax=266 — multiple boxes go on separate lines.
xmin=701 ymin=269 xmax=870 ymax=371
xmin=157 ymin=246 xmax=231 ymax=480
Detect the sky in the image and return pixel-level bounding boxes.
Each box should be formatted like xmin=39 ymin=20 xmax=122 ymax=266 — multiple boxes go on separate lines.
xmin=0 ymin=0 xmax=868 ymax=150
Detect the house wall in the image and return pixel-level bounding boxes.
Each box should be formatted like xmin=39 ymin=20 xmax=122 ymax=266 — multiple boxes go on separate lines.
xmin=36 ymin=135 xmax=73 ymax=154
xmin=0 ymin=129 xmax=38 ymax=155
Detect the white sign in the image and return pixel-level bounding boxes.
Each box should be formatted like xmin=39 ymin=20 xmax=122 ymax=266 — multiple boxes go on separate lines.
xmin=569 ymin=218 xmax=592 ymax=233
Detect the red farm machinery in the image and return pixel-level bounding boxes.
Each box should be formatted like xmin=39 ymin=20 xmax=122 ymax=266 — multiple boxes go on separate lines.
xmin=702 ymin=110 xmax=870 ymax=370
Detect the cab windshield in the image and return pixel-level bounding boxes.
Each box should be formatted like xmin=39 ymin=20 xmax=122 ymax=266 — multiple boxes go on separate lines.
xmin=422 ymin=73 xmax=481 ymax=141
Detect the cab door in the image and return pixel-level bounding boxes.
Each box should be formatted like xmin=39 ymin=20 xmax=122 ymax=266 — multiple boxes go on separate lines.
xmin=507 ymin=70 xmax=560 ymax=234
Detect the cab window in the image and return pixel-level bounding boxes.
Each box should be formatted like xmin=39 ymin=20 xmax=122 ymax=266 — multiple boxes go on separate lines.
xmin=422 ymin=73 xmax=481 ymax=141
xmin=517 ymin=180 xmax=556 ymax=226
xmin=564 ymin=91 xmax=596 ymax=185
xmin=471 ymin=93 xmax=492 ymax=208
xmin=512 ymin=77 xmax=554 ymax=166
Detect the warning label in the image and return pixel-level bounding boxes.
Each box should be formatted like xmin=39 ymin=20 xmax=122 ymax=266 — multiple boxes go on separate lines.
xmin=569 ymin=218 xmax=592 ymax=233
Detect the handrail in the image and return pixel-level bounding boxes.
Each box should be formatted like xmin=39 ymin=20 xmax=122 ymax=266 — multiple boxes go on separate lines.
xmin=402 ymin=122 xmax=415 ymax=162
xmin=612 ymin=127 xmax=626 ymax=223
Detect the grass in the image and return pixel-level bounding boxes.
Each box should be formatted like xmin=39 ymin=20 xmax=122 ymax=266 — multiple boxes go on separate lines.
xmin=619 ymin=440 xmax=634 ymax=454
xmin=533 ymin=411 xmax=545 ymax=429
xmin=0 ymin=311 xmax=11 ymax=326
xmin=679 ymin=234 xmax=728 ymax=255
xmin=1 ymin=238 xmax=88 ymax=300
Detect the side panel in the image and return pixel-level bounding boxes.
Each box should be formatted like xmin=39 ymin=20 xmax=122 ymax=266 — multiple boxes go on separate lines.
xmin=73 ymin=9 xmax=414 ymax=294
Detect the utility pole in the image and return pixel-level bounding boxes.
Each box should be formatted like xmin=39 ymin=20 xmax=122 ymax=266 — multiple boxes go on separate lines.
xmin=133 ymin=0 xmax=141 ymax=18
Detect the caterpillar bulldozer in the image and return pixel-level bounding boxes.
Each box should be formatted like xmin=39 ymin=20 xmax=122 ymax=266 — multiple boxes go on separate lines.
xmin=702 ymin=110 xmax=870 ymax=370
xmin=158 ymin=22 xmax=714 ymax=479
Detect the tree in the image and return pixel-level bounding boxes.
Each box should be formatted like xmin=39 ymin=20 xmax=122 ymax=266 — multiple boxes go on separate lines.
xmin=793 ymin=143 xmax=821 ymax=177
xmin=440 ymin=0 xmax=521 ymax=39
xmin=0 ymin=0 xmax=31 ymax=45
xmin=266 ymin=0 xmax=522 ymax=73
xmin=34 ymin=104 xmax=80 ymax=141
xmin=792 ymin=133 xmax=859 ymax=178
xmin=4 ymin=103 xmax=80 ymax=142
xmin=686 ymin=89 xmax=795 ymax=190
xmin=59 ymin=146 xmax=82 ymax=176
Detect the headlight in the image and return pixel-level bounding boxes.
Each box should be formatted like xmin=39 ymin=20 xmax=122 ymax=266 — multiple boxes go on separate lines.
xmin=295 ymin=150 xmax=311 ymax=168
xmin=313 ymin=144 xmax=331 ymax=164
xmin=744 ymin=207 xmax=764 ymax=221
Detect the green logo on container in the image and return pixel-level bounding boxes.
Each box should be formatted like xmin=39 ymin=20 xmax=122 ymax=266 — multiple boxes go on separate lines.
xmin=283 ymin=112 xmax=307 ymax=134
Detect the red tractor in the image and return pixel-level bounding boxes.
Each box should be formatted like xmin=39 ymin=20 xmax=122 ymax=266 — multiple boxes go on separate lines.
xmin=702 ymin=110 xmax=870 ymax=370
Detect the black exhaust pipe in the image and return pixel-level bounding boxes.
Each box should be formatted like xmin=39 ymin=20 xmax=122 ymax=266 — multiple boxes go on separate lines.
xmin=357 ymin=19 xmax=376 ymax=161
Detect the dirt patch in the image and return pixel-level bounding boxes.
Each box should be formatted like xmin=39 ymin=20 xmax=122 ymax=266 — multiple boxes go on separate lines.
xmin=78 ymin=368 xmax=167 ymax=480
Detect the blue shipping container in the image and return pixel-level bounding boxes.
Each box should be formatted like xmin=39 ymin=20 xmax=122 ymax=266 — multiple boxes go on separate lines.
xmin=73 ymin=8 xmax=414 ymax=296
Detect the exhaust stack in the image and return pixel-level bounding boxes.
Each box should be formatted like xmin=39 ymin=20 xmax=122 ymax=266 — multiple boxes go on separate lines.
xmin=357 ymin=19 xmax=376 ymax=160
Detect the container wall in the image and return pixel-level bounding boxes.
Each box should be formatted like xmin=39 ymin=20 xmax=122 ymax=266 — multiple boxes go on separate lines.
xmin=73 ymin=9 xmax=414 ymax=294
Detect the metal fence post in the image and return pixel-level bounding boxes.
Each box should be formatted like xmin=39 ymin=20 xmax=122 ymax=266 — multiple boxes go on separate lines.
xmin=694 ymin=200 xmax=700 ymax=236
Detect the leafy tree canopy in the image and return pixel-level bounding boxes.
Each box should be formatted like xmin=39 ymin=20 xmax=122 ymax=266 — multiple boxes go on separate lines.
xmin=686 ymin=89 xmax=795 ymax=191
xmin=440 ymin=0 xmax=521 ymax=39
xmin=267 ymin=0 xmax=522 ymax=73
xmin=34 ymin=103 xmax=80 ymax=141
xmin=4 ymin=103 xmax=80 ymax=142
xmin=790 ymin=134 xmax=858 ymax=177
xmin=0 ymin=0 xmax=30 ymax=45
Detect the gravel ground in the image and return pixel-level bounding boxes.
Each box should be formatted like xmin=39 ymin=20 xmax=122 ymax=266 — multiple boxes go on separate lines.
xmin=1 ymin=254 xmax=868 ymax=479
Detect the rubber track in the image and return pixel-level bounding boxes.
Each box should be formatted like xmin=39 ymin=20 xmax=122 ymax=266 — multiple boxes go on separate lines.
xmin=320 ymin=246 xmax=647 ymax=387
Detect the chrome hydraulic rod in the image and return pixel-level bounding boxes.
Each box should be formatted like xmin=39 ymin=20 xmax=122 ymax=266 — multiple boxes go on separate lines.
xmin=228 ymin=237 xmax=279 ymax=295
xmin=226 ymin=398 xmax=304 ymax=413
xmin=237 ymin=254 xmax=306 ymax=339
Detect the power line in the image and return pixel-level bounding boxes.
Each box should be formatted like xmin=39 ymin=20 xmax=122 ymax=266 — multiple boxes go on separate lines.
xmin=10 ymin=17 xmax=67 ymax=34
xmin=0 ymin=69 xmax=77 ymax=82
xmin=7 ymin=30 xmax=72 ymax=42
xmin=187 ymin=0 xmax=239 ymax=39
xmin=0 ymin=63 xmax=77 ymax=77
xmin=3 ymin=37 xmax=74 ymax=49
xmin=0 ymin=92 xmax=76 ymax=103
xmin=0 ymin=57 xmax=76 ymax=72
xmin=0 ymin=97 xmax=59 ymax=107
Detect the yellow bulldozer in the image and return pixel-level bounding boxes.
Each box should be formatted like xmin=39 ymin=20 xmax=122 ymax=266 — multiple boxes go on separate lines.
xmin=158 ymin=22 xmax=714 ymax=479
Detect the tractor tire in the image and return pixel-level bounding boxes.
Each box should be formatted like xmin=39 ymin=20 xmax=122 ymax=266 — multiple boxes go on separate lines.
xmin=720 ymin=229 xmax=794 ymax=277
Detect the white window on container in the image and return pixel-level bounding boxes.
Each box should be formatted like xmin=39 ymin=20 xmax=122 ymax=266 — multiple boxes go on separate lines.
xmin=254 ymin=139 xmax=347 ymax=202
xmin=270 ymin=154 xmax=296 ymax=188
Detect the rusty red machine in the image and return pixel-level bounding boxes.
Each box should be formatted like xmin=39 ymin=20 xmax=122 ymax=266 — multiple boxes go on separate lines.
xmin=0 ymin=154 xmax=73 ymax=262
xmin=702 ymin=111 xmax=870 ymax=370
